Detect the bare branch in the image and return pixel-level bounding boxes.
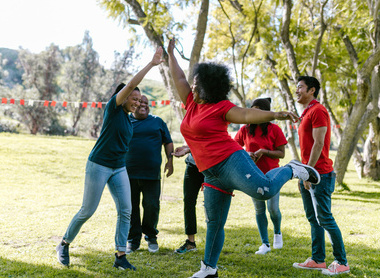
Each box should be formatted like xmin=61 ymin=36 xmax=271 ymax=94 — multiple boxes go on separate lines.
xmin=281 ymin=0 xmax=300 ymax=83
xmin=311 ymin=0 xmax=329 ymax=76
xmin=335 ymin=25 xmax=359 ymax=70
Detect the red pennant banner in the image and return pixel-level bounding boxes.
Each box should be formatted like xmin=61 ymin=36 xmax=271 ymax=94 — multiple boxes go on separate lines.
xmin=1 ymin=98 xmax=173 ymax=109
xmin=181 ymin=103 xmax=185 ymax=109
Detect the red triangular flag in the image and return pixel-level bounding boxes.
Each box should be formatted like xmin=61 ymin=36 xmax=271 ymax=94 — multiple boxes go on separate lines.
xmin=62 ymin=101 xmax=67 ymax=107
xmin=10 ymin=99 xmax=15 ymax=104
xmin=1 ymin=98 xmax=7 ymax=104
xmin=91 ymin=102 xmax=96 ymax=108
xmin=44 ymin=100 xmax=49 ymax=107
xmin=20 ymin=99 xmax=25 ymax=105
xmin=82 ymin=102 xmax=88 ymax=108
xmin=51 ymin=101 xmax=56 ymax=107
xmin=97 ymin=102 xmax=102 ymax=108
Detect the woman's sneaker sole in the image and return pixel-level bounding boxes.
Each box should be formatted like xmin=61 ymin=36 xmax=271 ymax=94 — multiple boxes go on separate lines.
xmin=289 ymin=160 xmax=321 ymax=184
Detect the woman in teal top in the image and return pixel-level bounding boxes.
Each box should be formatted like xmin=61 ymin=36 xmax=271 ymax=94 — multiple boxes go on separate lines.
xmin=56 ymin=47 xmax=164 ymax=271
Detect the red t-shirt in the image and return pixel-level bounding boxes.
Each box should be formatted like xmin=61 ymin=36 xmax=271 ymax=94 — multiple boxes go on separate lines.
xmin=298 ymin=103 xmax=333 ymax=174
xmin=234 ymin=124 xmax=288 ymax=174
xmin=181 ymin=93 xmax=243 ymax=172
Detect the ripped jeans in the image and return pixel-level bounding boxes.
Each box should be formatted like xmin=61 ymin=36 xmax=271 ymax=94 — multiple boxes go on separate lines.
xmin=201 ymin=150 xmax=292 ymax=268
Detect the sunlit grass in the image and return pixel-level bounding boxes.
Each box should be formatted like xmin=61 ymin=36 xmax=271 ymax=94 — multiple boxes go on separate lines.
xmin=0 ymin=133 xmax=379 ymax=277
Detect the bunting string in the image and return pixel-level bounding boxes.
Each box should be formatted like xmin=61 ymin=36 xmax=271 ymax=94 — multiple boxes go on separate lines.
xmin=0 ymin=98 xmax=185 ymax=109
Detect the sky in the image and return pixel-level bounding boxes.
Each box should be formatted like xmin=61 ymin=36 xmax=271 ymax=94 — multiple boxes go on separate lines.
xmin=0 ymin=0 xmax=176 ymax=81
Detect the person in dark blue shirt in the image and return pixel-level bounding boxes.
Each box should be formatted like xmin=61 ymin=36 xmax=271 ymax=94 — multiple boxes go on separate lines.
xmin=56 ymin=47 xmax=164 ymax=271
xmin=125 ymin=95 xmax=174 ymax=254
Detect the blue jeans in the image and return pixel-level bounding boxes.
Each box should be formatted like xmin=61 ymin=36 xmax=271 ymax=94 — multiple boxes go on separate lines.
xmin=202 ymin=150 xmax=292 ymax=268
xmin=252 ymin=191 xmax=281 ymax=245
xmin=300 ymin=171 xmax=347 ymax=265
xmin=63 ymin=160 xmax=132 ymax=252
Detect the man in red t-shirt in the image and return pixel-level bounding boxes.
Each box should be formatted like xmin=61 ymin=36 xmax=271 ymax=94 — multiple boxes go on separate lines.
xmin=292 ymin=76 xmax=350 ymax=276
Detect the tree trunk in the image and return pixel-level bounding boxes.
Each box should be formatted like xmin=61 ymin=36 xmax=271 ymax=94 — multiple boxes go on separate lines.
xmin=334 ymin=71 xmax=380 ymax=184
xmin=124 ymin=0 xmax=209 ymax=123
xmin=265 ymin=55 xmax=300 ymax=161
xmin=187 ymin=0 xmax=209 ymax=82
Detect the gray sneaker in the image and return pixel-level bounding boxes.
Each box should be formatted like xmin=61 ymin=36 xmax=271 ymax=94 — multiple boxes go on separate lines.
xmin=288 ymin=160 xmax=320 ymax=184
xmin=126 ymin=242 xmax=140 ymax=254
xmin=145 ymin=238 xmax=159 ymax=253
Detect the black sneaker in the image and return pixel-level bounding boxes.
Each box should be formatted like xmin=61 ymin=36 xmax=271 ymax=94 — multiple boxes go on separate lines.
xmin=113 ymin=253 xmax=136 ymax=270
xmin=56 ymin=241 xmax=70 ymax=266
xmin=175 ymin=239 xmax=197 ymax=254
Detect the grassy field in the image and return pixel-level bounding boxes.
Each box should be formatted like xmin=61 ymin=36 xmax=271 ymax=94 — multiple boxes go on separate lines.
xmin=0 ymin=133 xmax=379 ymax=277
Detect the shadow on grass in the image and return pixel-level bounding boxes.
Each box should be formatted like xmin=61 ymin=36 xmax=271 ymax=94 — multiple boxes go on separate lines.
xmin=218 ymin=226 xmax=380 ymax=278
xmin=1 ymin=226 xmax=379 ymax=277
xmin=280 ymin=190 xmax=380 ymax=204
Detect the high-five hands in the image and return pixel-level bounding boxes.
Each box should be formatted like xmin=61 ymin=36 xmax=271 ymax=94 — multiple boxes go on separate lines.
xmin=151 ymin=47 xmax=165 ymax=66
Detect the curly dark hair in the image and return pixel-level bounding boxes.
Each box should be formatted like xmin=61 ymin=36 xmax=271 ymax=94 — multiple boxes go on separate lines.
xmin=247 ymin=98 xmax=272 ymax=137
xmin=192 ymin=62 xmax=232 ymax=103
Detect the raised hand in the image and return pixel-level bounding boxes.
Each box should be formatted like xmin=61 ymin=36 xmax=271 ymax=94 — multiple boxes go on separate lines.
xmin=151 ymin=47 xmax=164 ymax=66
xmin=167 ymin=38 xmax=175 ymax=56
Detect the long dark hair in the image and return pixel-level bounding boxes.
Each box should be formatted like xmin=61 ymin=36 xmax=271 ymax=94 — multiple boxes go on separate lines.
xmin=247 ymin=98 xmax=271 ymax=137
xmin=110 ymin=83 xmax=140 ymax=100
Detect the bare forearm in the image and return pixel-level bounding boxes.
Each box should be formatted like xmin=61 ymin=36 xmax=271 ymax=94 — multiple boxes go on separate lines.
xmin=266 ymin=149 xmax=285 ymax=159
xmin=165 ymin=143 xmax=174 ymax=160
xmin=308 ymin=142 xmax=324 ymax=167
xmin=116 ymin=62 xmax=154 ymax=105
xmin=168 ymin=54 xmax=191 ymax=103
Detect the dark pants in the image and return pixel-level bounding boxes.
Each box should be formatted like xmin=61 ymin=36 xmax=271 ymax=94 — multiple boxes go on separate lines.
xmin=127 ymin=179 xmax=160 ymax=247
xmin=183 ymin=162 xmax=204 ymax=235
xmin=300 ymin=172 xmax=347 ymax=265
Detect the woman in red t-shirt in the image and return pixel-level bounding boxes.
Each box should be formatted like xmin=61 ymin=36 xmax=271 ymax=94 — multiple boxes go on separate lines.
xmin=168 ymin=39 xmax=320 ymax=278
xmin=234 ymin=98 xmax=288 ymax=256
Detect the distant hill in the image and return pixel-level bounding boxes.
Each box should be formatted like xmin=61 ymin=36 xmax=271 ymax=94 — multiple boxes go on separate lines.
xmin=139 ymin=78 xmax=167 ymax=101
xmin=0 ymin=48 xmax=23 ymax=87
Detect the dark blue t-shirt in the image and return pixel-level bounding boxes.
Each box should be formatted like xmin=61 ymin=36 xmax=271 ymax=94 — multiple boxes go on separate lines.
xmin=126 ymin=114 xmax=172 ymax=180
xmin=88 ymin=95 xmax=133 ymax=168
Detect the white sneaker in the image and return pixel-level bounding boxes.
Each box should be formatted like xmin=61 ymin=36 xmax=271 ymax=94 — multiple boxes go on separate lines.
xmin=255 ymin=244 xmax=271 ymax=255
xmin=189 ymin=261 xmax=218 ymax=278
xmin=288 ymin=160 xmax=321 ymax=184
xmin=273 ymin=233 xmax=283 ymax=249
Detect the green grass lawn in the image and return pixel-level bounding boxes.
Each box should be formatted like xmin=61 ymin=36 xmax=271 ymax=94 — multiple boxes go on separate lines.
xmin=0 ymin=133 xmax=379 ymax=277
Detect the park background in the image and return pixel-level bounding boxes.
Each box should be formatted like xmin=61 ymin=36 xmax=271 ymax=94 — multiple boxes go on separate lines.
xmin=0 ymin=0 xmax=380 ymax=277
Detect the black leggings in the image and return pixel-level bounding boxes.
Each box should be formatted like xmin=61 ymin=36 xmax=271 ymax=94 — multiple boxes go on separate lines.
xmin=183 ymin=162 xmax=204 ymax=235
